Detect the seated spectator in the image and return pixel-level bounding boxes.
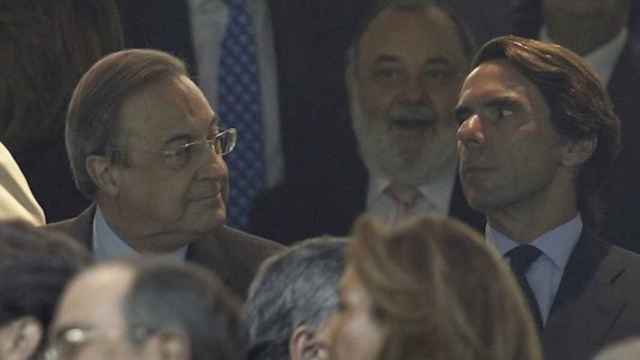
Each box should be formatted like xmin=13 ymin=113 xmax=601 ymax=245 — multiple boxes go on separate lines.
xmin=47 ymin=258 xmax=245 ymax=360
xmin=0 ymin=221 xmax=90 ymax=360
xmin=44 ymin=48 xmax=283 ymax=299
xmin=510 ymin=0 xmax=640 ymax=254
xmin=329 ymin=216 xmax=542 ymax=360
xmin=0 ymin=143 xmax=45 ymax=225
xmin=594 ymin=338 xmax=640 ymax=360
xmin=246 ymin=237 xmax=345 ymax=360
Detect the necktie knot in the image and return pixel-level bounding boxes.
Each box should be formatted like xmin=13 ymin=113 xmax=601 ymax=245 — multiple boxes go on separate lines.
xmin=386 ymin=184 xmax=422 ymax=211
xmin=506 ymin=245 xmax=542 ymax=276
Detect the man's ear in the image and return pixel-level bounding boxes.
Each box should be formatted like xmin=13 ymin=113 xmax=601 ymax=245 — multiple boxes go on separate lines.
xmin=86 ymin=155 xmax=120 ymax=197
xmin=561 ymin=137 xmax=597 ymax=167
xmin=289 ymin=326 xmax=329 ymax=360
xmin=143 ymin=330 xmax=190 ymax=360
xmin=1 ymin=317 xmax=42 ymax=360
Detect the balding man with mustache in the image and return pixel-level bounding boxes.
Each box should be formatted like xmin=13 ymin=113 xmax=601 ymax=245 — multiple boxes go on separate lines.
xmin=249 ymin=0 xmax=483 ymax=244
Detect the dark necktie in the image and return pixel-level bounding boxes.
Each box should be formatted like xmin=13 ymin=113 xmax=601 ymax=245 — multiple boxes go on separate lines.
xmin=218 ymin=0 xmax=265 ymax=229
xmin=506 ymin=245 xmax=544 ymax=331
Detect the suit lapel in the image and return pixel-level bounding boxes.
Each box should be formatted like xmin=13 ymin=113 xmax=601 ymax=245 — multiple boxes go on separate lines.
xmin=543 ymin=231 xmax=627 ymax=359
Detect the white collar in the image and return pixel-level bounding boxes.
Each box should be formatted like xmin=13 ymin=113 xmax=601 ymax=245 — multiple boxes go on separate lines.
xmin=92 ymin=206 xmax=188 ymax=262
xmin=486 ymin=214 xmax=583 ymax=271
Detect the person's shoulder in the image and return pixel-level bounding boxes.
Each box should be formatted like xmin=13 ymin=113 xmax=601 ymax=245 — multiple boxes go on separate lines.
xmin=217 ymin=225 xmax=284 ymax=253
xmin=40 ymin=206 xmax=95 ymax=249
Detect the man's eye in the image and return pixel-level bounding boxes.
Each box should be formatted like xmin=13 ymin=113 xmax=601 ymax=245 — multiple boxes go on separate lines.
xmin=487 ymin=106 xmax=514 ymax=120
xmin=372 ymin=67 xmax=403 ymax=82
xmin=424 ymin=69 xmax=450 ymax=81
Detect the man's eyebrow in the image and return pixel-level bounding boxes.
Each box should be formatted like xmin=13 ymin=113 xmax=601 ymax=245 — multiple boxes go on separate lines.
xmin=484 ymin=95 xmax=521 ymax=108
xmin=424 ymin=57 xmax=452 ymax=66
xmin=372 ymin=54 xmax=402 ymax=64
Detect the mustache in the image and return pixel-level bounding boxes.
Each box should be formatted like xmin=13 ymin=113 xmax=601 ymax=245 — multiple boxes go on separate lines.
xmin=388 ymin=105 xmax=437 ymax=125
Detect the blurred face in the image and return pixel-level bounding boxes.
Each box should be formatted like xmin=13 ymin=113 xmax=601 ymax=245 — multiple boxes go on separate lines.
xmin=329 ymin=267 xmax=384 ymax=360
xmin=455 ymin=60 xmax=570 ymax=214
xmin=111 ymin=75 xmax=229 ymax=250
xmin=49 ymin=264 xmax=144 ymax=360
xmin=350 ymin=6 xmax=468 ymax=185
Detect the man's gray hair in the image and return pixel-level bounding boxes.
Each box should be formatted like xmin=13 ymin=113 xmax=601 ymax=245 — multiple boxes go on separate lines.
xmin=246 ymin=237 xmax=346 ymax=360
xmin=65 ymin=49 xmax=187 ymax=198
xmin=346 ymin=0 xmax=477 ymax=69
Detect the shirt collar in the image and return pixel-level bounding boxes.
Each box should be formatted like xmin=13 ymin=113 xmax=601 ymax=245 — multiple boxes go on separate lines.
xmin=92 ymin=206 xmax=188 ymax=262
xmin=367 ymin=160 xmax=457 ymax=211
xmin=539 ymin=26 xmax=628 ymax=85
xmin=486 ymin=214 xmax=583 ymax=270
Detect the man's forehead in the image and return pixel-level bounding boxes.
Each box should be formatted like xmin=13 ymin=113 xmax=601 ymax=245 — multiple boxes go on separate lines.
xmin=464 ymin=60 xmax=539 ymax=97
xmin=117 ymin=76 xmax=215 ymax=142
xmin=54 ymin=264 xmax=134 ymax=329
xmin=358 ymin=6 xmax=466 ymax=62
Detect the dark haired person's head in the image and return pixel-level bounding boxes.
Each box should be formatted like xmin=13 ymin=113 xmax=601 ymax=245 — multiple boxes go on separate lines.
xmin=0 ymin=221 xmax=90 ymax=360
xmin=49 ymin=258 xmax=245 ymax=360
xmin=246 ymin=237 xmax=346 ymax=360
xmin=329 ymin=216 xmax=542 ymax=360
xmin=456 ymin=35 xmax=620 ymax=235
xmin=0 ymin=0 xmax=122 ymax=152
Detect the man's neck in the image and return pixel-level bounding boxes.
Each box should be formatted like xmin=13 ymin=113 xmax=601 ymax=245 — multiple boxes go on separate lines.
xmin=544 ymin=9 xmax=627 ymax=55
xmin=97 ymin=199 xmax=199 ymax=254
xmin=486 ymin=189 xmax=579 ymax=244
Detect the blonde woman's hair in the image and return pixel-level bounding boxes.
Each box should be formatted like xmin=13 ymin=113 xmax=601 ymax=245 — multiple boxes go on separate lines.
xmin=348 ymin=215 xmax=543 ymax=360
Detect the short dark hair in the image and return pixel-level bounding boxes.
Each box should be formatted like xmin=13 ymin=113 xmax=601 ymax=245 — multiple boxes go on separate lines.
xmin=0 ymin=221 xmax=90 ymax=355
xmin=66 ymin=49 xmax=188 ymax=198
xmin=123 ymin=259 xmax=245 ymax=360
xmin=471 ymin=35 xmax=621 ymax=232
xmin=246 ymin=237 xmax=346 ymax=360
xmin=348 ymin=0 xmax=477 ymax=65
xmin=0 ymin=0 xmax=123 ymax=152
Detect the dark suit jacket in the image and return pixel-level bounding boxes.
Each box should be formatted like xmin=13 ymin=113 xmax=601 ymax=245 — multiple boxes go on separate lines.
xmin=43 ymin=206 xmax=284 ymax=298
xmin=512 ymin=2 xmax=640 ymax=254
xmin=115 ymin=0 xmax=368 ymax=184
xmin=249 ymin=159 xmax=484 ymax=245
xmin=543 ymin=230 xmax=640 ymax=359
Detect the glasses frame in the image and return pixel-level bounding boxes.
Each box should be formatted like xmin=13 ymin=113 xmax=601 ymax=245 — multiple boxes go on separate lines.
xmin=106 ymin=127 xmax=237 ymax=171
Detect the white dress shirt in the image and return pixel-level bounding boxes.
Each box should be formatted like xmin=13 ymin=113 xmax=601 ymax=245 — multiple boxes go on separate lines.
xmin=187 ymin=0 xmax=283 ymax=187
xmin=540 ymin=26 xmax=628 ymax=86
xmin=487 ymin=214 xmax=583 ymax=323
xmin=92 ymin=206 xmax=188 ymax=262
xmin=366 ymin=161 xmax=457 ymax=228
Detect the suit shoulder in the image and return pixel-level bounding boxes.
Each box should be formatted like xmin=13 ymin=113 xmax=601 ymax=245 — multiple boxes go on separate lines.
xmin=216 ymin=225 xmax=285 ymax=257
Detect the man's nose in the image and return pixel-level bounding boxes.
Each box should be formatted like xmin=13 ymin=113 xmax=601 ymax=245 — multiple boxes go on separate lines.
xmin=399 ymin=77 xmax=429 ymax=104
xmin=197 ymin=148 xmax=228 ymax=180
xmin=457 ymin=114 xmax=486 ymax=145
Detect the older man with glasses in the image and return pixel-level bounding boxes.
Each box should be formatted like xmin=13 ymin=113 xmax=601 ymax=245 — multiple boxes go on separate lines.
xmin=45 ymin=258 xmax=245 ymax=360
xmin=44 ymin=49 xmax=283 ymax=298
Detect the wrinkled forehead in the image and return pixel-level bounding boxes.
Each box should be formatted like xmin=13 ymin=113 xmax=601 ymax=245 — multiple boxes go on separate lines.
xmin=117 ymin=75 xmax=216 ymax=143
xmin=464 ymin=60 xmax=546 ymax=101
xmin=357 ymin=6 xmax=468 ymax=64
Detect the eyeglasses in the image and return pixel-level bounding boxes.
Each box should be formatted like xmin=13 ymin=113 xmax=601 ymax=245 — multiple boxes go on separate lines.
xmin=114 ymin=127 xmax=237 ymax=171
xmin=45 ymin=325 xmax=154 ymax=360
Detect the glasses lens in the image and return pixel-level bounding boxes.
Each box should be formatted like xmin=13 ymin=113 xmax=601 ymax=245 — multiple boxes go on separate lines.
xmin=216 ymin=128 xmax=237 ymax=156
